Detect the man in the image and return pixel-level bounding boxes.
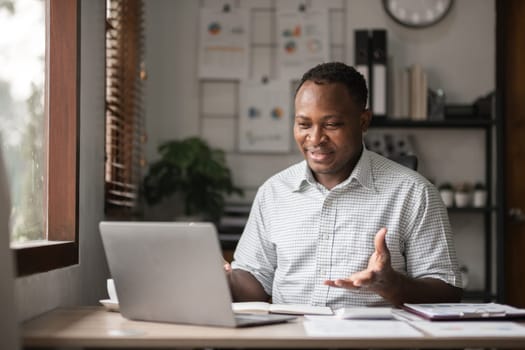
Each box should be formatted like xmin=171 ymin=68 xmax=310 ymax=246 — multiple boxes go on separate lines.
xmin=225 ymin=62 xmax=462 ymax=308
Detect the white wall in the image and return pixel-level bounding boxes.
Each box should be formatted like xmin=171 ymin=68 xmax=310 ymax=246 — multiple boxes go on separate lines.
xmin=15 ymin=0 xmax=108 ymax=322
xmin=144 ymin=0 xmax=495 ymax=201
xmin=347 ymin=0 xmax=495 ymax=103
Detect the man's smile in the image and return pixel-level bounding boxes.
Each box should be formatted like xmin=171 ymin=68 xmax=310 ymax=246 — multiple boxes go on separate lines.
xmin=306 ymin=148 xmax=335 ymax=162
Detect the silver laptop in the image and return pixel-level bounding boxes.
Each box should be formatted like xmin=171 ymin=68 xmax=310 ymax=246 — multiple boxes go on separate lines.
xmin=99 ymin=221 xmax=295 ymax=327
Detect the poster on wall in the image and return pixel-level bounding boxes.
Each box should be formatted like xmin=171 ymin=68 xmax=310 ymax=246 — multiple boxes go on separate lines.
xmin=198 ymin=7 xmax=250 ymax=79
xmin=276 ymin=8 xmax=329 ymax=80
xmin=238 ymin=80 xmax=291 ymax=153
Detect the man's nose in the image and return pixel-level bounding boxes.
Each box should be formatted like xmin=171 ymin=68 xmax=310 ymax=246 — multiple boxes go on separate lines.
xmin=307 ymin=126 xmax=326 ymax=145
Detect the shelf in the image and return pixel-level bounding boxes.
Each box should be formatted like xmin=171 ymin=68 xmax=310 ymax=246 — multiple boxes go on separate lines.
xmin=370 ymin=118 xmax=494 ymax=129
xmin=447 ymin=206 xmax=498 ymax=213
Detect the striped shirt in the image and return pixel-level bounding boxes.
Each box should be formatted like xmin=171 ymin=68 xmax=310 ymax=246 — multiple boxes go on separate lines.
xmin=231 ymin=148 xmax=461 ymax=308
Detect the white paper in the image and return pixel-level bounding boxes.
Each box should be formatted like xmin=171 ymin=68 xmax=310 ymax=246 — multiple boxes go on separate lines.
xmin=270 ymin=303 xmax=333 ymax=315
xmin=335 ymin=307 xmax=393 ymax=319
xmin=233 ymin=302 xmax=333 ymax=315
xmin=411 ymin=321 xmax=525 ymax=337
xmin=238 ymin=79 xmax=291 ymax=152
xmin=276 ymin=9 xmax=329 ymax=80
xmin=198 ymin=7 xmax=250 ymax=79
xmin=303 ymin=319 xmax=423 ymax=338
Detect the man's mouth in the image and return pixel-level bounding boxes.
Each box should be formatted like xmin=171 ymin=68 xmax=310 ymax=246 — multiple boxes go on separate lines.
xmin=306 ymin=148 xmax=334 ymax=162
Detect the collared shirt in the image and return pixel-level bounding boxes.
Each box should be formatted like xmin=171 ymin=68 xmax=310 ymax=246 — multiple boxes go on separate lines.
xmin=231 ymin=148 xmax=462 ymax=308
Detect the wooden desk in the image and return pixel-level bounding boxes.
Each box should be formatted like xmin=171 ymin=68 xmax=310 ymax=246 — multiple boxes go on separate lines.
xmin=22 ymin=307 xmax=525 ymax=349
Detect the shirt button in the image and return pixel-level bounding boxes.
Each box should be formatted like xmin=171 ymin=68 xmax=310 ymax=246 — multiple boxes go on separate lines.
xmin=323 ymin=234 xmax=330 ymax=240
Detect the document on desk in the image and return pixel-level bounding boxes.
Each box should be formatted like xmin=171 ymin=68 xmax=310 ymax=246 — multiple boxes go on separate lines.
xmin=303 ymin=319 xmax=423 ymax=338
xmin=410 ymin=321 xmax=525 ymax=337
xmin=232 ymin=302 xmax=333 ymax=315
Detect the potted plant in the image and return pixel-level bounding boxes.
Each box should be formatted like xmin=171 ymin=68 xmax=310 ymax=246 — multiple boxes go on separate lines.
xmin=142 ymin=137 xmax=243 ymax=222
xmin=473 ymin=182 xmax=487 ymax=208
xmin=454 ymin=182 xmax=472 ymax=208
xmin=438 ymin=182 xmax=454 ymax=207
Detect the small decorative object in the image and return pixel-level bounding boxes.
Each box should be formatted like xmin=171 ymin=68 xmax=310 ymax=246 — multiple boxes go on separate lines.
xmin=454 ymin=182 xmax=472 ymax=208
xmin=473 ymin=182 xmax=488 ymax=208
xmin=427 ymin=88 xmax=445 ymax=121
xmin=142 ymin=137 xmax=244 ymax=222
xmin=438 ymin=182 xmax=454 ymax=208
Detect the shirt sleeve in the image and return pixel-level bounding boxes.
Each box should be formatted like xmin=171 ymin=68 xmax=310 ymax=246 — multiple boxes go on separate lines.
xmin=230 ymin=186 xmax=277 ymax=296
xmin=404 ymin=183 xmax=463 ymax=288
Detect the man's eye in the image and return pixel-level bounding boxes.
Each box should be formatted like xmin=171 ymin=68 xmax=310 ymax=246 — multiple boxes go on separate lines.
xmin=325 ymin=123 xmax=343 ymax=129
xmin=297 ymin=122 xmax=310 ymax=129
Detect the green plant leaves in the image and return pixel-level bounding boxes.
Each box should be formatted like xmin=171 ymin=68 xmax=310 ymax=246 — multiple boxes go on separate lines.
xmin=142 ymin=137 xmax=243 ymax=221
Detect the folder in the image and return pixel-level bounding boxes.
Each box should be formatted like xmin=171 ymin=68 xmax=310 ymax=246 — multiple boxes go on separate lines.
xmin=371 ymin=29 xmax=387 ymax=118
xmin=403 ymin=303 xmax=525 ymax=321
xmin=354 ymin=30 xmax=370 ymax=110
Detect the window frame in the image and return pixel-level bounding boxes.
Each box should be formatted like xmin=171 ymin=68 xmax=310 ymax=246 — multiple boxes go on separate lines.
xmin=13 ymin=0 xmax=80 ymax=276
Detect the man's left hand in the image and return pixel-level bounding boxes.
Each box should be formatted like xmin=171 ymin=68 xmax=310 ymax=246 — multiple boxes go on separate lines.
xmin=324 ymin=227 xmax=398 ymax=292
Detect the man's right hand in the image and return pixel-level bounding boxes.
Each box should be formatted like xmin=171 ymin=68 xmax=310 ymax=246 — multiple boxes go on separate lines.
xmin=223 ymin=259 xmax=232 ymax=273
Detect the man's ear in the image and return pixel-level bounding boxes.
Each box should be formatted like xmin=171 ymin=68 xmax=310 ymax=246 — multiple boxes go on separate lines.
xmin=360 ymin=109 xmax=372 ymax=132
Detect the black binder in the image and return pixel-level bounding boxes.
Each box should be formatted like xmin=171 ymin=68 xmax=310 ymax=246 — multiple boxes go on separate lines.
xmin=355 ymin=30 xmax=371 ymax=109
xmin=371 ymin=29 xmax=387 ymax=118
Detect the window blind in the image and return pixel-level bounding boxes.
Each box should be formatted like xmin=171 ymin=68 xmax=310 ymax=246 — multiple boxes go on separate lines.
xmin=105 ymin=0 xmax=146 ymax=217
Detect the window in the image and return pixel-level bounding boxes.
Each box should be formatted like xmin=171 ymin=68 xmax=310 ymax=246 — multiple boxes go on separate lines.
xmin=0 ymin=0 xmax=45 ymax=243
xmin=2 ymin=0 xmax=79 ymax=276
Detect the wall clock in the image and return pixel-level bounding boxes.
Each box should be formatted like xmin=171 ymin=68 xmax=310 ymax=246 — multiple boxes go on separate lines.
xmin=383 ymin=0 xmax=454 ymax=28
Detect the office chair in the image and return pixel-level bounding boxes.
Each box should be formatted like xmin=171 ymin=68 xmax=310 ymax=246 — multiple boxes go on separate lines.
xmin=390 ymin=154 xmax=418 ymax=171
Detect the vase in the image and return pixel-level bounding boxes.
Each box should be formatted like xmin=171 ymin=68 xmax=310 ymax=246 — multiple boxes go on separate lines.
xmin=454 ymin=191 xmax=471 ymax=208
xmin=439 ymin=190 xmax=454 ymax=207
xmin=473 ymin=189 xmax=487 ymax=208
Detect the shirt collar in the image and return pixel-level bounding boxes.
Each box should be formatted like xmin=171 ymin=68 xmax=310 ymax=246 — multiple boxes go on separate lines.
xmin=292 ymin=146 xmax=376 ymax=193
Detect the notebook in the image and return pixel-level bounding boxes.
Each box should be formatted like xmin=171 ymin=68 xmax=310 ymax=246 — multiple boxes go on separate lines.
xmin=403 ymin=303 xmax=525 ymax=321
xmin=99 ymin=221 xmax=296 ymax=327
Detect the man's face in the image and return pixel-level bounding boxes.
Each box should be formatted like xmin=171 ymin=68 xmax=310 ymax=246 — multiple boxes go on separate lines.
xmin=294 ymin=80 xmax=371 ymax=188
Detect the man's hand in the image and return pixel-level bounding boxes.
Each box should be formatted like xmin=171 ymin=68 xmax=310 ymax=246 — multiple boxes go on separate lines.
xmin=323 ymin=227 xmax=463 ymax=306
xmin=223 ymin=259 xmax=232 ymax=273
xmin=324 ymin=227 xmax=397 ymax=292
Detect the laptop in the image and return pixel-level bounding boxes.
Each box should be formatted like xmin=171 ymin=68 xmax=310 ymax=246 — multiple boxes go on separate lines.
xmin=99 ymin=221 xmax=296 ymax=327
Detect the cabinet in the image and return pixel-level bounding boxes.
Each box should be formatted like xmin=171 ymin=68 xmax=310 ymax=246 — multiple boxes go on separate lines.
xmin=368 ymin=114 xmax=502 ymax=302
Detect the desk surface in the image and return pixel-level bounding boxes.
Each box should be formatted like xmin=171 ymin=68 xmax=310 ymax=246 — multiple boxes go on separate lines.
xmin=22 ymin=306 xmax=525 ymax=349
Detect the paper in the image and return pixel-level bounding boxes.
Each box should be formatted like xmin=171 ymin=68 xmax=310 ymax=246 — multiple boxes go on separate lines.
xmin=198 ymin=7 xmax=250 ymax=79
xmin=335 ymin=307 xmax=394 ymax=320
xmin=233 ymin=302 xmax=333 ymax=315
xmin=303 ymin=319 xmax=423 ymax=338
xmin=276 ymin=8 xmax=329 ymax=80
xmin=411 ymin=321 xmax=525 ymax=337
xmin=238 ymin=79 xmax=291 ymax=152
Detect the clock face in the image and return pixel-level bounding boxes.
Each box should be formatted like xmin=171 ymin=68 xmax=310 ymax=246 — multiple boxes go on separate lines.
xmin=383 ymin=0 xmax=454 ymax=28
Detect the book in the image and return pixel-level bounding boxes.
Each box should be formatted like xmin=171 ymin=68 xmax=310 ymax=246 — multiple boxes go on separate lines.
xmin=403 ymin=302 xmax=525 ymax=321
xmin=232 ymin=302 xmax=333 ymax=316
xmin=335 ymin=307 xmax=394 ymax=320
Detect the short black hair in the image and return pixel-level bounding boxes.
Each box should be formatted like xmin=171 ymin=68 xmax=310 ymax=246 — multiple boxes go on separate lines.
xmin=295 ymin=62 xmax=368 ymax=110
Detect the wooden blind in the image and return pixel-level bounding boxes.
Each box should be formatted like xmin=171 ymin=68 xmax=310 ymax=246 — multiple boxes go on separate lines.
xmin=105 ymin=0 xmax=146 ymax=217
